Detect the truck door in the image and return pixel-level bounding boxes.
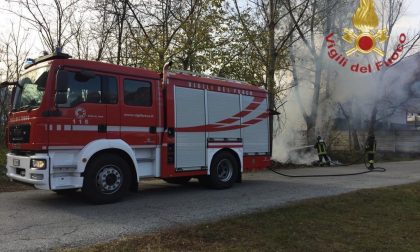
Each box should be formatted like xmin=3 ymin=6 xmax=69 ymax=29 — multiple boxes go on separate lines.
xmin=102 ymin=75 xmax=120 ymax=139
xmin=50 ymin=69 xmax=118 ymax=147
xmin=119 ymin=78 xmax=158 ymax=146
xmin=174 ymin=86 xmax=206 ymax=171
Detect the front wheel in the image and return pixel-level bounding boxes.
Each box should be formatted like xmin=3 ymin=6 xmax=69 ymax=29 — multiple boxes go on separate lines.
xmin=82 ymin=154 xmax=131 ymax=204
xmin=208 ymin=151 xmax=239 ymax=189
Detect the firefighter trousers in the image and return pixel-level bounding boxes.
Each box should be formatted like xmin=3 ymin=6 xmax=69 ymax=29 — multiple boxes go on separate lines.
xmin=318 ymin=154 xmax=330 ymax=163
xmin=367 ymin=153 xmax=375 ymax=164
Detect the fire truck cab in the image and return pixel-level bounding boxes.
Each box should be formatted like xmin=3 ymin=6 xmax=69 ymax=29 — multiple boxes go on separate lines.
xmin=3 ymin=52 xmax=271 ymax=203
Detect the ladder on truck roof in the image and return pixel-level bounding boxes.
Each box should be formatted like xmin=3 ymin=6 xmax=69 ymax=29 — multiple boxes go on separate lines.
xmin=170 ymin=69 xmax=252 ymax=86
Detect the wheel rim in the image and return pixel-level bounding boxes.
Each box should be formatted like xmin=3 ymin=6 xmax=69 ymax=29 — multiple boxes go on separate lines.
xmin=96 ymin=165 xmax=123 ymax=194
xmin=216 ymin=158 xmax=233 ymax=182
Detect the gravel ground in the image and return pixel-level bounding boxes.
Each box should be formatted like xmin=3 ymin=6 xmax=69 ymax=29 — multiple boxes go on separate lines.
xmin=0 ymin=160 xmax=420 ymax=251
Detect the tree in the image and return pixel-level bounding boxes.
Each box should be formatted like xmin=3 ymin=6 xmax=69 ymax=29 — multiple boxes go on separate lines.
xmin=366 ymin=0 xmax=420 ymax=135
xmin=125 ymin=0 xmax=198 ymax=70
xmin=0 ymin=19 xmax=30 ymax=145
xmin=288 ymin=0 xmax=419 ymax=149
xmin=174 ymin=0 xmax=225 ymax=72
xmin=233 ymin=0 xmax=311 ymax=152
xmin=5 ymin=0 xmax=81 ymax=52
xmin=285 ymin=0 xmax=343 ymax=143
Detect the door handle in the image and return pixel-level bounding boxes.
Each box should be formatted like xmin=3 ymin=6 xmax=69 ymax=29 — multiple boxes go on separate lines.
xmin=98 ymin=124 xmax=107 ymax=133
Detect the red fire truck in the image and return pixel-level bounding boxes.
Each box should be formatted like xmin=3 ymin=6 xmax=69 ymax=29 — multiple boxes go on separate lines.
xmin=2 ymin=52 xmax=271 ymax=203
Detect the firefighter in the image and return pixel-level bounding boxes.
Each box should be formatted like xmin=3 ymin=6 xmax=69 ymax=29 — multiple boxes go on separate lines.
xmin=314 ymin=136 xmax=330 ymax=166
xmin=365 ymin=134 xmax=376 ymax=170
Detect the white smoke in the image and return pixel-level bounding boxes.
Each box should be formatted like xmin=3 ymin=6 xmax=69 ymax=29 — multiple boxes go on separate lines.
xmin=272 ymin=81 xmax=318 ymax=164
xmin=271 ymin=0 xmax=420 ymax=165
xmin=272 ymin=47 xmax=420 ymax=164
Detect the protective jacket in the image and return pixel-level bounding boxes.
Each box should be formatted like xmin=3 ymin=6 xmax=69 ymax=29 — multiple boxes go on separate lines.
xmin=365 ymin=137 xmax=376 ymax=154
xmin=314 ymin=140 xmax=327 ymax=155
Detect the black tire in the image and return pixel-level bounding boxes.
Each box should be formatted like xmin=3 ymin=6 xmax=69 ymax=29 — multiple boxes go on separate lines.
xmin=163 ymin=177 xmax=191 ymax=184
xmin=82 ymin=154 xmax=131 ymax=204
xmin=209 ymin=151 xmax=239 ymax=189
xmin=53 ymin=189 xmax=78 ymax=195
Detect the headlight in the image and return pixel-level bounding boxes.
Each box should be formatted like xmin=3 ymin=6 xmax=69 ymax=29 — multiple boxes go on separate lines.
xmin=30 ymin=159 xmax=46 ymax=169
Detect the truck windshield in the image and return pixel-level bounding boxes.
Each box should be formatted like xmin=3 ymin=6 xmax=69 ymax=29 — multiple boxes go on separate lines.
xmin=13 ymin=66 xmax=50 ymax=111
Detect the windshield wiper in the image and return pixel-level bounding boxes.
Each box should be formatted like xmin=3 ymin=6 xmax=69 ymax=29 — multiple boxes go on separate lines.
xmin=14 ymin=105 xmax=39 ymax=112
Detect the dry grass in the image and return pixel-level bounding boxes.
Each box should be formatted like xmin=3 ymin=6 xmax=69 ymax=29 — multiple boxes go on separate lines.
xmin=64 ymin=182 xmax=420 ymax=252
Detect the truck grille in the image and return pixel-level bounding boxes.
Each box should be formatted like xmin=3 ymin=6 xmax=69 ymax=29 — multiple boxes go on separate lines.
xmin=9 ymin=124 xmax=30 ymax=143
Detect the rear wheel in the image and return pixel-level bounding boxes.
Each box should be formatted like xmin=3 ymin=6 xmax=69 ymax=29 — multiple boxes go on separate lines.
xmin=82 ymin=154 xmax=131 ymax=204
xmin=208 ymin=151 xmax=239 ymax=189
xmin=163 ymin=177 xmax=191 ymax=184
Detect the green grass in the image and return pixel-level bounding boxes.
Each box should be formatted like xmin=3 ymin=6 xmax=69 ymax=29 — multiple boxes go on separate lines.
xmin=65 ymin=182 xmax=420 ymax=252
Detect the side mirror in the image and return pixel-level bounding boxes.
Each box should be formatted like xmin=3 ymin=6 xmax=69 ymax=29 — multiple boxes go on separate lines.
xmin=56 ymin=70 xmax=68 ymax=92
xmin=10 ymin=86 xmax=16 ymax=107
xmin=55 ymin=92 xmax=68 ymax=105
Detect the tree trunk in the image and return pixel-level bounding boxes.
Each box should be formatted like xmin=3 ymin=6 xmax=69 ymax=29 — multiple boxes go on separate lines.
xmin=308 ymin=63 xmax=322 ymax=143
xmin=305 ymin=120 xmax=315 ymax=145
xmin=368 ymin=105 xmax=378 ymax=136
xmin=352 ymin=129 xmax=360 ymax=151
xmin=116 ymin=0 xmax=128 ymax=65
xmin=267 ymin=0 xmax=276 ymax=155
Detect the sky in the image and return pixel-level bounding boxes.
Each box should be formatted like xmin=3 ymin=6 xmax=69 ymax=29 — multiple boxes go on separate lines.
xmin=0 ymin=0 xmax=419 ymax=55
xmin=391 ymin=0 xmax=420 ymax=36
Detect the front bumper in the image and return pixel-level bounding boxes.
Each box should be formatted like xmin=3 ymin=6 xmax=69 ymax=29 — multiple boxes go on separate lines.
xmin=6 ymin=153 xmax=50 ymax=190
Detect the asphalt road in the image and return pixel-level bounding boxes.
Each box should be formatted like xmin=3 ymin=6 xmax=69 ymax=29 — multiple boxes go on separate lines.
xmin=1 ymin=160 xmax=420 ymax=251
